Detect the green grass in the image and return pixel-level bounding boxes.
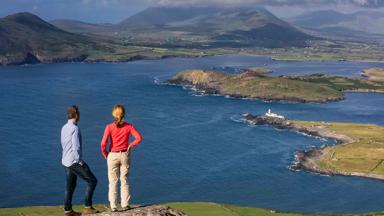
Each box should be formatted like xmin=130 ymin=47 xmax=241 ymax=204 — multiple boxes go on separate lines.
xmin=2 ymin=202 xmax=384 ymax=216
xmin=167 ymin=202 xmax=384 ymax=216
xmin=167 ymin=202 xmax=306 ymax=216
xmin=239 ymin=40 xmax=384 ymax=62
xmin=0 ymin=204 xmax=109 ymax=216
xmin=288 ymin=74 xmax=384 ymax=92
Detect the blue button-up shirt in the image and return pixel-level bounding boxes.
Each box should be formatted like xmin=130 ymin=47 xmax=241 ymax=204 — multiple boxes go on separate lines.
xmin=61 ymin=120 xmax=82 ymax=167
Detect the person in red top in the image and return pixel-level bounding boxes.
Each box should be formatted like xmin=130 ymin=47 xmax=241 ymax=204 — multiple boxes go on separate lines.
xmin=100 ymin=104 xmax=142 ymax=212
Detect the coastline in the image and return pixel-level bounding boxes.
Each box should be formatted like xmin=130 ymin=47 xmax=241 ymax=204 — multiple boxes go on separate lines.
xmin=242 ymin=114 xmax=384 ymax=181
xmin=167 ymin=81 xmax=345 ymax=103
xmin=343 ymin=89 xmax=384 ymax=93
xmin=0 ymin=52 xmax=210 ymax=66
xmin=3 ymin=49 xmax=384 ymax=66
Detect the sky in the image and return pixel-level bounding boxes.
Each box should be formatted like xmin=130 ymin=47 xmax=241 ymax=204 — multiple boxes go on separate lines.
xmin=0 ymin=0 xmax=383 ymax=23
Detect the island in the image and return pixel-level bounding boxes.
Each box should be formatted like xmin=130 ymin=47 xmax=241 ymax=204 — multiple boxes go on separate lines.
xmin=166 ymin=69 xmax=384 ymax=103
xmin=243 ymin=111 xmax=384 ymax=180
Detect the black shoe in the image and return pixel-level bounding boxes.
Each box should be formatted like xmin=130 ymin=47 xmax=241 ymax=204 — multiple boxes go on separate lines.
xmin=110 ymin=208 xmax=118 ymax=212
xmin=64 ymin=210 xmax=81 ymax=216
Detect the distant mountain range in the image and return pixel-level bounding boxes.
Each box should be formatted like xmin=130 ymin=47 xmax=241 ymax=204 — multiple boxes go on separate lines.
xmin=0 ymin=12 xmax=100 ymax=65
xmin=7 ymin=7 xmax=384 ymax=65
xmin=51 ymin=6 xmax=313 ymax=48
xmin=288 ymin=10 xmax=384 ymax=41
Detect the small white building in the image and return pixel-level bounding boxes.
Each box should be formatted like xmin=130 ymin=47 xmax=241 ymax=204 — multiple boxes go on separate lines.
xmin=265 ymin=109 xmax=285 ymax=119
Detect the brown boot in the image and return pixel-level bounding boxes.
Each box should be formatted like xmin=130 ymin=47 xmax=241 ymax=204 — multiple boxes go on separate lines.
xmin=64 ymin=210 xmax=81 ymax=216
xmin=83 ymin=206 xmax=99 ymax=214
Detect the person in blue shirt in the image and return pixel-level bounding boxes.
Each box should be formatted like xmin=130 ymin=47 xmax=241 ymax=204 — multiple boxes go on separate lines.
xmin=61 ymin=105 xmax=98 ymax=216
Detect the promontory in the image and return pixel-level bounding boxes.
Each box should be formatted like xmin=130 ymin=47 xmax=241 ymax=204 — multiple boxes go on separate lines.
xmin=243 ymin=113 xmax=384 ymax=180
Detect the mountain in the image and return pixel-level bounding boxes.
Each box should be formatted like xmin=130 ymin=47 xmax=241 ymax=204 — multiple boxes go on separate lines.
xmin=119 ymin=6 xmax=220 ymax=29
xmin=118 ymin=7 xmax=313 ymax=48
xmin=0 ymin=12 xmax=221 ymax=66
xmin=289 ymin=10 xmax=384 ymax=39
xmin=0 ymin=12 xmax=98 ymax=65
xmin=49 ymin=7 xmax=313 ymax=48
xmin=290 ymin=10 xmax=351 ymax=27
xmin=50 ymin=19 xmax=116 ymax=33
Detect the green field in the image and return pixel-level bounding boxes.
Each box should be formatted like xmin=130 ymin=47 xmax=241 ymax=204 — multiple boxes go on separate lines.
xmin=293 ymin=121 xmax=384 ymax=177
xmin=287 ymin=74 xmax=384 ymax=92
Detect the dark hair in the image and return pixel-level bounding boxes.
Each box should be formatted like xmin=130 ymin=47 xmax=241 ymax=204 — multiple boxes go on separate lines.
xmin=112 ymin=104 xmax=125 ymax=127
xmin=67 ymin=105 xmax=79 ymax=120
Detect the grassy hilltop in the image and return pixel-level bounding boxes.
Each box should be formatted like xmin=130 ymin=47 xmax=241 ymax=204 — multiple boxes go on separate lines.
xmin=1 ymin=202 xmax=384 ymax=216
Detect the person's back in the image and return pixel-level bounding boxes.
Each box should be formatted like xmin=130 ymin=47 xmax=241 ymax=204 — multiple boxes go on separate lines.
xmin=60 ymin=105 xmax=98 ymax=216
xmin=61 ymin=121 xmax=82 ymax=167
xmin=101 ymin=104 xmax=142 ymax=212
xmin=101 ymin=122 xmax=141 ymax=157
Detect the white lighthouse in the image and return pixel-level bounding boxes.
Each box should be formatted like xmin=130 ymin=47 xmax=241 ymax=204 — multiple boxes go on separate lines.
xmin=265 ymin=109 xmax=285 ymax=119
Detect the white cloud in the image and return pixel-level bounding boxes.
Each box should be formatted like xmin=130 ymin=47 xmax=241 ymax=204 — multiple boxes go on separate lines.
xmin=146 ymin=0 xmax=384 ymax=7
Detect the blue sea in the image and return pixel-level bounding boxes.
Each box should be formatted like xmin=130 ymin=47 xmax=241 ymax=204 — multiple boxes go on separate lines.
xmin=1 ymin=55 xmax=384 ymax=213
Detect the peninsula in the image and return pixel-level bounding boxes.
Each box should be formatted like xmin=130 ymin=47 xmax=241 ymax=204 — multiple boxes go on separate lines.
xmin=166 ymin=69 xmax=384 ymax=103
xmin=243 ymin=112 xmax=384 ymax=180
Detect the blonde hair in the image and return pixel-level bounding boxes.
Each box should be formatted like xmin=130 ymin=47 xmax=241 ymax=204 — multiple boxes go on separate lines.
xmin=112 ymin=104 xmax=125 ymax=127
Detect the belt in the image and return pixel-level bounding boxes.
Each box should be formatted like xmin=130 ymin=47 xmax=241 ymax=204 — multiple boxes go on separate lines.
xmin=111 ymin=149 xmax=128 ymax=153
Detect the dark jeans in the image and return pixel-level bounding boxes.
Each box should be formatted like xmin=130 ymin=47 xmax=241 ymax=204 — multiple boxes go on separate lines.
xmin=64 ymin=162 xmax=97 ymax=211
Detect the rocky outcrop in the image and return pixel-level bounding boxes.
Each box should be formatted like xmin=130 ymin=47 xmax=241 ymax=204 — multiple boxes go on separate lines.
xmin=243 ymin=114 xmax=292 ymax=128
xmin=89 ymin=205 xmax=186 ymax=216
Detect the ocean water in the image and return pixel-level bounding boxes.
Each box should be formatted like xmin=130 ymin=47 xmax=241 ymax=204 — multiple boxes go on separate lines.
xmin=0 ymin=55 xmax=384 ymax=213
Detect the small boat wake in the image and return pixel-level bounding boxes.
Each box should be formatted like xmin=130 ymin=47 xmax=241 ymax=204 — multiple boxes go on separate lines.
xmin=153 ymin=77 xmax=162 ymax=85
xmin=153 ymin=75 xmax=174 ymax=85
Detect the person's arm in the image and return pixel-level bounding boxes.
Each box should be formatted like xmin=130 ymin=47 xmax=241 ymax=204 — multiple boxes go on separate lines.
xmin=100 ymin=125 xmax=110 ymax=159
xmin=71 ymin=127 xmax=81 ymax=163
xmin=128 ymin=125 xmax=142 ymax=149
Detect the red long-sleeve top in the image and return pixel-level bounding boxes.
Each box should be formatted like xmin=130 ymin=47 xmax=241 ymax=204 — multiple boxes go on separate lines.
xmin=101 ymin=122 xmax=142 ymax=158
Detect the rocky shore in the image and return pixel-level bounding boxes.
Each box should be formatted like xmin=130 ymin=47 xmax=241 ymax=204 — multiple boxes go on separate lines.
xmin=242 ymin=114 xmax=384 ymax=180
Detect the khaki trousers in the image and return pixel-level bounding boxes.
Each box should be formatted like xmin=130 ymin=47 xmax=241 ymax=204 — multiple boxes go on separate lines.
xmin=107 ymin=151 xmax=131 ymax=209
